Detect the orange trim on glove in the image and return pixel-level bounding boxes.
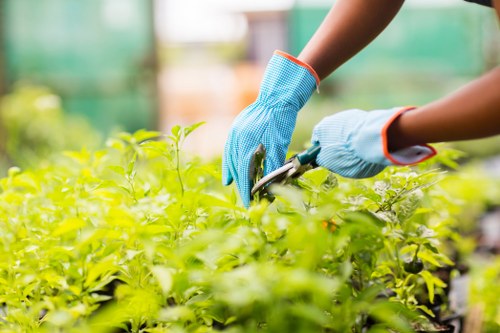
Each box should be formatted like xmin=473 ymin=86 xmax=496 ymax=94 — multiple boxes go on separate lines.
xmin=381 ymin=106 xmax=437 ymax=166
xmin=274 ymin=50 xmax=321 ymax=88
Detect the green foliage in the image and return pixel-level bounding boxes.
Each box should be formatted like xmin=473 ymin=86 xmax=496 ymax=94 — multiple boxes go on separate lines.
xmin=0 ymin=124 xmax=497 ymax=333
xmin=469 ymin=257 xmax=500 ymax=332
xmin=0 ymin=85 xmax=101 ymax=173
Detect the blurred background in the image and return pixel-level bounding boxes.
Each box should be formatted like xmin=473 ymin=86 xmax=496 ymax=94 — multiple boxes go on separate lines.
xmin=1 ymin=0 xmax=499 ymax=166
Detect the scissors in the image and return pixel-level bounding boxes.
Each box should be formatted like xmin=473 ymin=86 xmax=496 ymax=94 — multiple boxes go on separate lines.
xmin=249 ymin=143 xmax=321 ymax=202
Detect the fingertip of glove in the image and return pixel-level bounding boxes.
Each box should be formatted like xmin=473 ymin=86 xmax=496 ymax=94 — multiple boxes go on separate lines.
xmin=239 ymin=179 xmax=252 ymax=209
xmin=233 ymin=178 xmax=251 ymax=208
xmin=242 ymin=196 xmax=251 ymax=209
xmin=222 ymin=169 xmax=234 ymax=186
xmin=221 ymin=151 xmax=234 ymax=185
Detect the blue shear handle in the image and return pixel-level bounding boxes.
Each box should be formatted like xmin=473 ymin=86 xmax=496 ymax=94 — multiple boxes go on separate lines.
xmin=296 ymin=144 xmax=321 ymax=165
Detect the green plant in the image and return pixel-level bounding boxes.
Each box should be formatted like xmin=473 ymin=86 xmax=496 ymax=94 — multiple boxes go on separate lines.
xmin=279 ymin=165 xmax=456 ymax=330
xmin=0 ymin=85 xmax=101 ymax=173
xmin=0 ymin=123 xmax=497 ymax=333
xmin=469 ymin=255 xmax=500 ymax=332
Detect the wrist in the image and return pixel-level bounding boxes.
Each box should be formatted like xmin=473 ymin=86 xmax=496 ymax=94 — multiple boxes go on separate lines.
xmin=257 ymin=51 xmax=319 ymax=110
xmin=274 ymin=50 xmax=320 ymax=88
xmin=386 ymin=108 xmax=424 ymax=151
xmin=378 ymin=107 xmax=437 ymax=166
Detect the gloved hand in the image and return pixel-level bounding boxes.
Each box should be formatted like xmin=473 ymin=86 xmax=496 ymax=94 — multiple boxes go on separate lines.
xmin=223 ymin=51 xmax=319 ymax=207
xmin=311 ymin=107 xmax=437 ymax=178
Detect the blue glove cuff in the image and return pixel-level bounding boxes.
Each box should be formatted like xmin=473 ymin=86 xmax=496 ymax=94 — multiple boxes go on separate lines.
xmin=257 ymin=50 xmax=319 ymax=111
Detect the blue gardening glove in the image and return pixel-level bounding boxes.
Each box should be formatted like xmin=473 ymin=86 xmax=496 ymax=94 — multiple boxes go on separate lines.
xmin=223 ymin=50 xmax=319 ymax=207
xmin=311 ymin=107 xmax=437 ymax=178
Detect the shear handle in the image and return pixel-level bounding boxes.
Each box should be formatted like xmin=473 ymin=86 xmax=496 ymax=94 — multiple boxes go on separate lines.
xmin=296 ymin=144 xmax=321 ymax=165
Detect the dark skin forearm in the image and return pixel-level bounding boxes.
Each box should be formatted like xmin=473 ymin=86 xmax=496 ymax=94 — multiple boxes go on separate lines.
xmin=388 ymin=0 xmax=500 ymax=150
xmin=388 ymin=67 xmax=500 ymax=150
xmin=298 ymin=0 xmax=405 ymax=80
xmin=299 ymin=0 xmax=500 ymax=149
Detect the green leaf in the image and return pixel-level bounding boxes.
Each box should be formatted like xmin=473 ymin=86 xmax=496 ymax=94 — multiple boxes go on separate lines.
xmin=416 ymin=304 xmax=435 ymax=317
xmin=368 ymin=301 xmax=415 ymax=333
xmin=117 ymin=132 xmax=133 ymax=143
xmin=418 ymin=251 xmax=442 ymax=268
xmin=45 ymin=310 xmax=73 ymax=327
xmin=85 ymin=257 xmax=119 ymax=288
xmin=420 ymin=271 xmax=436 ymax=304
xmin=423 ymin=243 xmax=439 ymax=254
xmin=7 ymin=166 xmax=22 ymax=178
xmin=63 ymin=148 xmax=91 ymax=164
xmin=126 ymin=153 xmax=137 ymax=176
xmin=182 ymin=121 xmax=205 ymax=138
xmin=106 ymin=207 xmax=136 ymax=227
xmin=108 ymin=165 xmax=126 ymax=176
xmin=106 ymin=138 xmax=126 ymax=151
xmin=151 ymin=266 xmax=173 ymax=295
xmin=140 ymin=225 xmax=172 ymax=236
xmin=171 ymin=125 xmax=181 ymax=141
xmin=159 ymin=306 xmax=195 ymax=322
xmin=52 ymin=217 xmax=86 ymax=237
xmin=289 ymin=303 xmax=331 ymax=326
xmin=132 ymin=129 xmax=162 ymax=143
xmin=301 ymin=168 xmax=330 ymax=188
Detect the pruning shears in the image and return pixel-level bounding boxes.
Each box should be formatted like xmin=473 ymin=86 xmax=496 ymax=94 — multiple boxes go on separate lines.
xmin=249 ymin=143 xmax=321 ymax=202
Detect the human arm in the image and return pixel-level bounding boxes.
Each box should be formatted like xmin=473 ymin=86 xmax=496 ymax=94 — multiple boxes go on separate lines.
xmin=387 ymin=67 xmax=500 ymax=151
xmin=311 ymin=70 xmax=500 ymax=178
xmin=310 ymin=0 xmax=500 ymax=179
xmin=298 ymin=0 xmax=405 ymax=80
xmin=387 ymin=0 xmax=500 ymax=150
xmin=311 ymin=68 xmax=500 ymax=178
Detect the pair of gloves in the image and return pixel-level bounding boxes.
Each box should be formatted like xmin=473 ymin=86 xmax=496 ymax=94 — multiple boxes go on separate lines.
xmin=223 ymin=51 xmax=436 ymax=207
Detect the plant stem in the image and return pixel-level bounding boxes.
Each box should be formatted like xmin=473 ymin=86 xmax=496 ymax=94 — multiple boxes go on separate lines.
xmin=128 ymin=177 xmax=138 ymax=203
xmin=395 ymin=243 xmax=402 ymax=279
xmin=175 ymin=142 xmax=184 ymax=196
xmin=414 ymin=244 xmax=421 ymax=260
xmin=401 ymin=274 xmax=414 ymax=307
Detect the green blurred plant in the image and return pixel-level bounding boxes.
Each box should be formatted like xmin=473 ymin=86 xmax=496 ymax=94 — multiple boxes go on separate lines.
xmin=0 ymin=122 xmax=497 ymax=333
xmin=469 ymin=256 xmax=500 ymax=332
xmin=0 ymin=85 xmax=101 ymax=172
xmin=277 ymin=165 xmax=454 ymax=331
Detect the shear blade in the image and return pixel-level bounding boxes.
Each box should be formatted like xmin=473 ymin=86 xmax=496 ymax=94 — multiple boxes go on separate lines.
xmin=251 ymin=163 xmax=294 ymax=197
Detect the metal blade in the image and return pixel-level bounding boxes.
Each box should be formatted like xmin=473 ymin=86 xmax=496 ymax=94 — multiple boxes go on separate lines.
xmin=250 ymin=163 xmax=294 ymax=197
